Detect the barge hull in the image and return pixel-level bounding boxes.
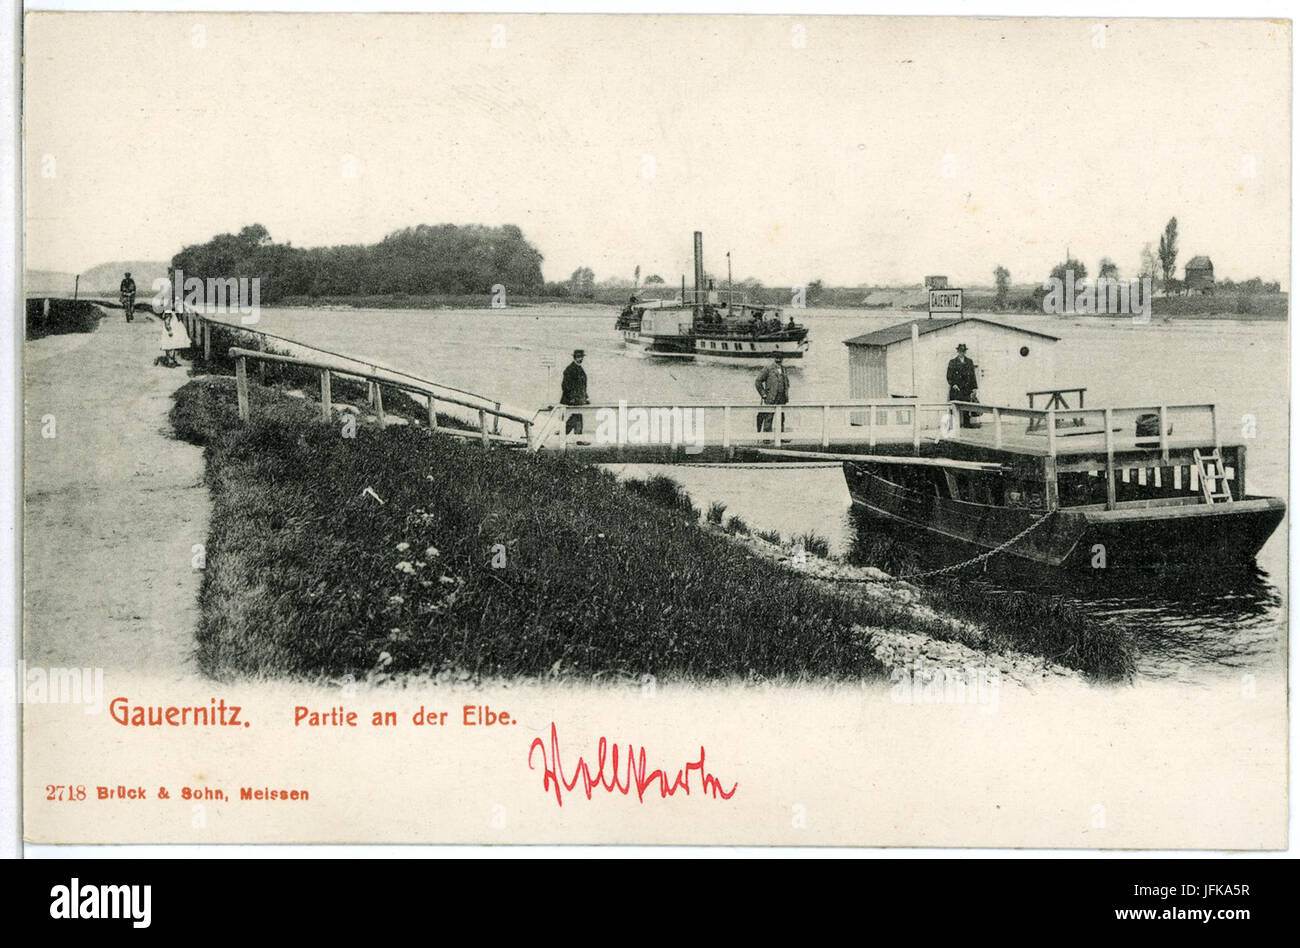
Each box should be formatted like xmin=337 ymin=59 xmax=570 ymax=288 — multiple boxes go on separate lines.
xmin=844 ymin=464 xmax=1285 ymax=569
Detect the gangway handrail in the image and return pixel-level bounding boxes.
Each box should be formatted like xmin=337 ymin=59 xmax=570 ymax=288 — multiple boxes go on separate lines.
xmin=185 ymin=310 xmax=524 ymax=418
xmin=226 ymin=346 xmax=534 ymax=443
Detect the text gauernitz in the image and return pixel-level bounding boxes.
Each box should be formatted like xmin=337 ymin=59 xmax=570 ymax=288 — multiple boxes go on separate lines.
xmin=49 ymin=879 xmax=151 ymax=929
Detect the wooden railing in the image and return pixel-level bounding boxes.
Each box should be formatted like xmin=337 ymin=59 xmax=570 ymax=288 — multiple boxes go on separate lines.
xmin=530 ymin=400 xmax=954 ymax=453
xmin=181 ymin=310 xmax=513 ymax=422
xmin=531 ymin=398 xmax=1222 ymax=460
xmin=227 ymin=347 xmax=535 ymax=446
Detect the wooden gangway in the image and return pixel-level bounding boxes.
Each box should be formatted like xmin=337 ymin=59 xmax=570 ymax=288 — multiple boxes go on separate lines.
xmin=216 ymin=334 xmax=1233 ymax=514
xmin=527 ymin=399 xmax=1223 ymax=462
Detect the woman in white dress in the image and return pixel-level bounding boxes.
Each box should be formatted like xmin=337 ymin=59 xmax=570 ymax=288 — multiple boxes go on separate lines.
xmin=158 ymin=309 xmax=192 ymax=367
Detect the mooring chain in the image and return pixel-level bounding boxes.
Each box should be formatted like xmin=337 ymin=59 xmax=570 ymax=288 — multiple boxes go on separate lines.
xmin=904 ymin=510 xmax=1057 ymax=580
xmin=807 ymin=509 xmax=1057 ymax=585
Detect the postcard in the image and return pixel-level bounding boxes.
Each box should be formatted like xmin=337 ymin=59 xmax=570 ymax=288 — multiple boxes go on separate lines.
xmin=18 ymin=12 xmax=1289 ymax=847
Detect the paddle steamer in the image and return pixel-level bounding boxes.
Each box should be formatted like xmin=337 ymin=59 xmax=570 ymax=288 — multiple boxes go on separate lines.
xmin=617 ymin=232 xmax=809 ymax=362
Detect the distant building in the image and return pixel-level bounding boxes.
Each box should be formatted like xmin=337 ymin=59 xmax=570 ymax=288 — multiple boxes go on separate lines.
xmin=843 ymin=317 xmax=1059 ymax=404
xmin=1184 ymin=256 xmax=1215 ymax=294
xmin=924 ymin=275 xmax=949 ymax=289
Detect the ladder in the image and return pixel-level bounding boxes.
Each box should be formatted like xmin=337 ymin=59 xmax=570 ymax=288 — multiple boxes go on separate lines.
xmin=1192 ymin=449 xmax=1233 ymax=503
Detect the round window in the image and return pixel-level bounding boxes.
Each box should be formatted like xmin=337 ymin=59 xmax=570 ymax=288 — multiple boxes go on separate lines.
xmin=1019 ymin=345 xmax=1030 ymax=357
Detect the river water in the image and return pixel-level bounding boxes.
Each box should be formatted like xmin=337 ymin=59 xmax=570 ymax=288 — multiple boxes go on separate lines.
xmin=232 ymin=304 xmax=1289 ymax=683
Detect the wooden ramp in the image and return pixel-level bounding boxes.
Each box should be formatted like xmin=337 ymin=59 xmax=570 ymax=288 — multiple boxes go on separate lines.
xmin=526 ymin=399 xmax=1224 ymax=466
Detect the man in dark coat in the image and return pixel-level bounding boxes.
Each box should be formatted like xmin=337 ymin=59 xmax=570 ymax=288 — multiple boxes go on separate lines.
xmin=561 ymin=349 xmax=588 ymax=434
xmin=946 ymin=343 xmax=978 ymax=427
xmin=754 ymin=352 xmax=791 ymax=432
xmin=119 ymin=271 xmax=136 ymax=322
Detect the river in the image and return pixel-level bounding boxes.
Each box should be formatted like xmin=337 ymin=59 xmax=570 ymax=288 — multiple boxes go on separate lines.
xmin=225 ymin=304 xmax=1289 ymax=684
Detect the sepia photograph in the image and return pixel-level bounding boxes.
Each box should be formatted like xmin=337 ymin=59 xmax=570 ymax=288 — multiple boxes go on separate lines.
xmin=14 ymin=9 xmax=1291 ymax=853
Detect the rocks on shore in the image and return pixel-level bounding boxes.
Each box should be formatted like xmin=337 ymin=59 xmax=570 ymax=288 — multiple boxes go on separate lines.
xmin=710 ymin=524 xmax=1083 ymax=687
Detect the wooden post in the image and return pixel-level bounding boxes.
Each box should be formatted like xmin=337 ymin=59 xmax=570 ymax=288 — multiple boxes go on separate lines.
xmin=1046 ymin=407 xmax=1057 ymax=457
xmin=910 ymin=322 xmax=919 ymax=398
xmin=427 ymin=396 xmax=439 ymax=431
xmin=772 ymin=407 xmax=782 ymax=445
xmin=1159 ymin=405 xmax=1169 ymax=461
xmin=320 ymin=369 xmax=332 ymax=422
xmin=912 ymin=403 xmax=920 ymax=454
xmin=1104 ymin=407 xmax=1116 ymax=510
xmin=203 ymin=320 xmax=211 ymax=362
xmin=478 ymin=409 xmax=489 ymax=447
xmin=367 ymin=380 xmax=377 ymax=409
xmin=235 ymin=356 xmax=249 ymax=421
xmin=374 ymin=384 xmax=385 ymax=427
xmin=993 ymin=407 xmax=1003 ymax=449
xmin=1043 ymin=456 xmax=1059 ymax=510
xmin=493 ymin=402 xmax=502 ymax=436
xmin=821 ymin=404 xmax=830 ymax=447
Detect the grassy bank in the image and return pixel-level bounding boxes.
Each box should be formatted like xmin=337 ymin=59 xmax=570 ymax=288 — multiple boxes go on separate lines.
xmin=172 ymin=380 xmax=1133 ymax=683
xmin=25 ymin=299 xmax=102 ymax=339
xmin=173 ymin=378 xmax=892 ymax=682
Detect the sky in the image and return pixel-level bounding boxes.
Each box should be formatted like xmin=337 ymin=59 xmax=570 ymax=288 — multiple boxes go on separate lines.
xmin=22 ymin=13 xmax=1292 ymax=289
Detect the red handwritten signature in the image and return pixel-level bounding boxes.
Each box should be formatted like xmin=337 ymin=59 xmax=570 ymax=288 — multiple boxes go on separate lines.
xmin=528 ymin=722 xmax=738 ymax=806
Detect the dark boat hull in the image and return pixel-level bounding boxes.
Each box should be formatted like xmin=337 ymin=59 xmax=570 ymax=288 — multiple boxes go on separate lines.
xmin=843 ymin=463 xmax=1285 ymax=569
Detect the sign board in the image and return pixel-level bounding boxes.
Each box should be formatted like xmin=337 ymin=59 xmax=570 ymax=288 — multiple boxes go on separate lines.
xmin=928 ymin=287 xmax=963 ymax=314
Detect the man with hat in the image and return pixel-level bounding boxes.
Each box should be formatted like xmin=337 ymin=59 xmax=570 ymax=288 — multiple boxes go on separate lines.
xmin=119 ymin=270 xmax=136 ymax=322
xmin=561 ymin=348 xmax=589 ymax=435
xmin=946 ymin=342 xmax=979 ymax=428
xmin=754 ymin=351 xmax=791 ymax=433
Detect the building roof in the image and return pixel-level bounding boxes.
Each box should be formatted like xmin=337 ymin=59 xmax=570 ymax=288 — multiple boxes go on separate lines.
xmin=1185 ymin=256 xmax=1214 ymax=270
xmin=843 ymin=317 xmax=1061 ymax=348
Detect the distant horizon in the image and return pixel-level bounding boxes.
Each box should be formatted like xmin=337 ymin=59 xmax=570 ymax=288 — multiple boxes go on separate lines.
xmin=25 ymin=233 xmax=1288 ymax=294
xmin=24 ymin=15 xmax=1290 ymax=291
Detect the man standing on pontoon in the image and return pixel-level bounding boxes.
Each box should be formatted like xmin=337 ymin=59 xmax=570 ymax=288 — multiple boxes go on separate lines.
xmin=561 ymin=348 xmax=588 ymax=435
xmin=946 ymin=342 xmax=979 ymax=428
xmin=754 ymin=352 xmax=790 ymax=432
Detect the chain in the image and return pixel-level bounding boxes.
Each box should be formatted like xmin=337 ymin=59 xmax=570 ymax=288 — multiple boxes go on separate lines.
xmin=903 ymin=510 xmax=1057 ymax=580
xmin=809 ymin=509 xmax=1057 ymax=585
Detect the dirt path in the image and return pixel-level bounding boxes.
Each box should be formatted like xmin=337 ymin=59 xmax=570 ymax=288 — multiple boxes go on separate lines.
xmin=23 ymin=311 xmax=208 ymax=674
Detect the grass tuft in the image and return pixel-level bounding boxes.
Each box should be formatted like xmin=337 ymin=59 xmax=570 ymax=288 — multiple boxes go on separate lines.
xmin=621 ymin=475 xmax=700 ymax=522
xmin=723 ymin=515 xmax=750 ymax=536
xmin=794 ymin=530 xmax=830 ymax=559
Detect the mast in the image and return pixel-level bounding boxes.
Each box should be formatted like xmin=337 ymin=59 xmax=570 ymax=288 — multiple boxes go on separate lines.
xmin=693 ymin=231 xmax=705 ymax=316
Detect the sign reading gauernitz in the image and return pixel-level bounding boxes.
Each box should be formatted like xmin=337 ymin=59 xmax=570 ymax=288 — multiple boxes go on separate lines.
xmin=928 ymin=288 xmax=964 ymax=314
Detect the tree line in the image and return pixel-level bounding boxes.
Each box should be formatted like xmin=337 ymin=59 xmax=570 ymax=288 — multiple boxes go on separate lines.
xmin=171 ymin=223 xmax=546 ymax=302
